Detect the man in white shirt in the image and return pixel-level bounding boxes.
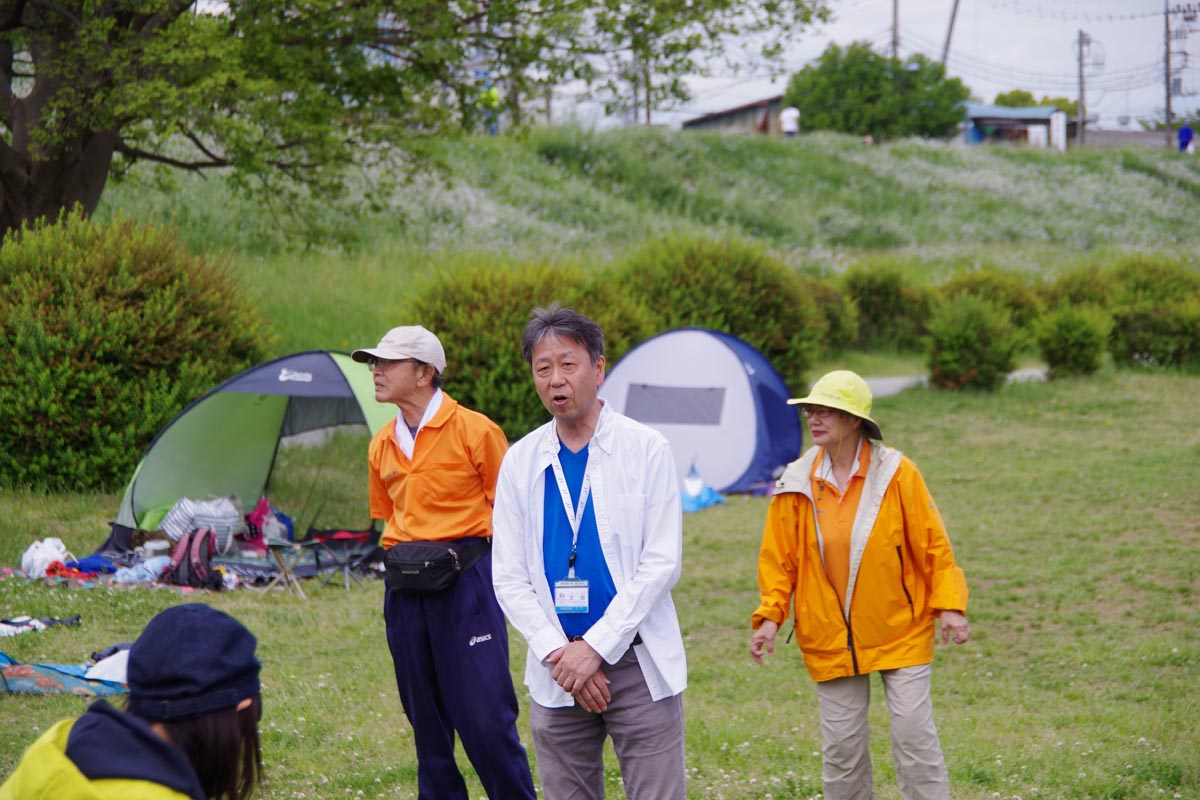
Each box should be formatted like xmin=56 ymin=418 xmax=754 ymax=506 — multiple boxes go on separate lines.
xmin=492 ymin=304 xmax=688 ymax=800
xmin=780 ymin=105 xmax=801 ymax=137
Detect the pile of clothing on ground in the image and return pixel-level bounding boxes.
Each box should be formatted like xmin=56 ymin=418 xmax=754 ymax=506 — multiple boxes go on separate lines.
xmin=17 ymin=496 xmax=298 ymax=591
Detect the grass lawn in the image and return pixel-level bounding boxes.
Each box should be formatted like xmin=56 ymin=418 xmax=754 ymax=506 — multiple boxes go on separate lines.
xmin=1 ymin=369 xmax=1197 ymax=798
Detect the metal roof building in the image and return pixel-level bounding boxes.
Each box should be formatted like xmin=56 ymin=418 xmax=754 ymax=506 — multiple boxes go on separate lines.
xmin=963 ymin=102 xmax=1068 ymax=150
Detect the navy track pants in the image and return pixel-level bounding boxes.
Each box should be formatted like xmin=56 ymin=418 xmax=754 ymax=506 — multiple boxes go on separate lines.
xmin=383 ymin=545 xmax=536 ymax=800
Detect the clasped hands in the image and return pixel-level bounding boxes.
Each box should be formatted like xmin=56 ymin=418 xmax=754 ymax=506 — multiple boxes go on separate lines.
xmin=546 ymin=639 xmax=611 ymax=712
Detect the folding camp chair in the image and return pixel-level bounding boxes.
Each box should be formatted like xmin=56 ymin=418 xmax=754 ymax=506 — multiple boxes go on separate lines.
xmin=300 ymin=522 xmax=381 ymax=590
xmin=261 ymin=540 xmax=307 ymax=599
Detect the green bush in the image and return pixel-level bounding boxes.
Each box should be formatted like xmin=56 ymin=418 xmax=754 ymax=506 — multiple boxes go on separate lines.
xmin=842 ymin=264 xmax=932 ymax=351
xmin=0 ymin=212 xmax=270 ymax=491
xmin=1034 ymin=306 xmax=1112 ymax=378
xmin=1080 ymin=256 xmax=1200 ymax=372
xmin=1041 ymin=257 xmax=1199 ymax=313
xmin=1041 ymin=263 xmax=1114 ymax=310
xmin=1106 ymin=254 xmax=1200 ymax=307
xmin=798 ymin=276 xmax=860 ymax=355
xmin=408 ymin=262 xmax=656 ymax=441
xmin=1108 ymin=299 xmax=1200 ymax=371
xmin=939 ymin=265 xmax=1044 ymax=331
xmin=926 ymin=295 xmax=1022 ymax=391
xmin=611 ymin=236 xmax=825 ymax=389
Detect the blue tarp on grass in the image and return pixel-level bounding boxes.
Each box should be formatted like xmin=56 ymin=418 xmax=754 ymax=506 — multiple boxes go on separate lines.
xmin=1 ymin=651 xmax=127 ymax=697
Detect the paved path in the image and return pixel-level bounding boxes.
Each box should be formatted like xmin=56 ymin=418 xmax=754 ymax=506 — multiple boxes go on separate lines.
xmin=865 ymin=376 xmax=924 ymax=398
xmin=866 ymin=367 xmax=1045 ymax=399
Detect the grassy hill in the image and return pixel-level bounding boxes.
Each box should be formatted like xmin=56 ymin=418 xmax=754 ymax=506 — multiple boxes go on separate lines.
xmin=96 ymin=127 xmax=1200 ymax=354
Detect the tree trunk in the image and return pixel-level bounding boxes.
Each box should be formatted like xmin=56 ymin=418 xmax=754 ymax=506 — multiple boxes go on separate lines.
xmin=0 ymin=129 xmax=117 ymax=236
xmin=509 ymin=78 xmax=521 ymax=127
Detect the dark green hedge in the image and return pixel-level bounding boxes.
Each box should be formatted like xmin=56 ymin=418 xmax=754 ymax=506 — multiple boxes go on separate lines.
xmin=409 ymin=262 xmax=656 ymax=441
xmin=0 ymin=212 xmax=270 ymax=491
xmin=611 ymin=236 xmax=825 ymax=390
xmin=926 ymin=295 xmax=1022 ymax=391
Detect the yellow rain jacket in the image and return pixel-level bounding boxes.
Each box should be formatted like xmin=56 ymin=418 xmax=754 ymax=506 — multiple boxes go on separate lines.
xmin=1 ymin=700 xmax=207 ymax=800
xmin=753 ymin=442 xmax=968 ymax=682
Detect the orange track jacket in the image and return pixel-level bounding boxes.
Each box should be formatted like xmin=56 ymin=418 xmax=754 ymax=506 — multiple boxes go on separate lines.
xmin=368 ymin=394 xmax=508 ymax=548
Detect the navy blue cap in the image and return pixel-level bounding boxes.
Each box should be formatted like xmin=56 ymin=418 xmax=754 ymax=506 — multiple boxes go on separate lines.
xmin=127 ymin=604 xmax=260 ymax=721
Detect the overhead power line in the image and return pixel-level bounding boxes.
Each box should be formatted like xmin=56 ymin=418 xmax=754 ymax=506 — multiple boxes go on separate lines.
xmin=900 ymin=27 xmax=1164 ymax=93
xmin=980 ymin=1 xmax=1168 ymax=24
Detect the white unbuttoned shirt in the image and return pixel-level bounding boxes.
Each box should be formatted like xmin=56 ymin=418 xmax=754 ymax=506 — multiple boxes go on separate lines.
xmin=492 ymin=401 xmax=688 ymax=708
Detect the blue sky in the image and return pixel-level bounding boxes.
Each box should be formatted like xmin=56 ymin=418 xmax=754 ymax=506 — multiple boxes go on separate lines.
xmin=571 ymin=0 xmax=1200 ymax=130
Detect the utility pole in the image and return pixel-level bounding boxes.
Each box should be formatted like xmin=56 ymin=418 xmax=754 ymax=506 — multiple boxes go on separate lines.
xmin=1077 ymin=30 xmax=1088 ymax=147
xmin=1161 ymin=0 xmax=1171 ymax=148
xmin=942 ymin=0 xmax=961 ymax=65
xmin=1166 ymin=0 xmax=1174 ymax=147
xmin=893 ymin=0 xmax=899 ymax=59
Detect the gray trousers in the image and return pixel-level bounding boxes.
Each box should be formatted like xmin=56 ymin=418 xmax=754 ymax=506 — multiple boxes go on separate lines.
xmin=529 ymin=646 xmax=686 ymax=800
xmin=815 ymin=663 xmax=949 ymax=800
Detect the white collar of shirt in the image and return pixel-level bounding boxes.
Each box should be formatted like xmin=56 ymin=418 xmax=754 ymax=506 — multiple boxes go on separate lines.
xmin=815 ymin=437 xmax=864 ymax=493
xmin=393 ymin=389 xmax=443 ymax=459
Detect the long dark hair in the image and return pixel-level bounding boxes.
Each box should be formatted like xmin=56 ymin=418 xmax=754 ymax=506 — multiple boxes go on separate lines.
xmin=158 ymin=696 xmax=263 ymax=800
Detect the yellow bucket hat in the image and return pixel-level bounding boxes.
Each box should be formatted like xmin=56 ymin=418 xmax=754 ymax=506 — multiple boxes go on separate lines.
xmin=787 ymin=370 xmax=883 ymax=441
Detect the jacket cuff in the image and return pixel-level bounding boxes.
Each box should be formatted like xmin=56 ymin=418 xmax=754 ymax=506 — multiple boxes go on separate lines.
xmin=751 ymin=606 xmax=785 ymax=629
xmin=531 ymin=627 xmax=568 ymax=664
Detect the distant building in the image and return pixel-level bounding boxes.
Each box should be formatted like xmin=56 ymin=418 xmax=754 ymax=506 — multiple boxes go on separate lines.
xmin=682 ymin=94 xmax=783 ymax=135
xmin=963 ymin=102 xmax=1069 ymax=151
xmin=680 ymin=96 xmax=1123 ymax=150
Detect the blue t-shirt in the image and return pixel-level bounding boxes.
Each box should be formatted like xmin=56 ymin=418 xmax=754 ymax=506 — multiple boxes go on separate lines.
xmin=542 ymin=441 xmax=617 ymax=638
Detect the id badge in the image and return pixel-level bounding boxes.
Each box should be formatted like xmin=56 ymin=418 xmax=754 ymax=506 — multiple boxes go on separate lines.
xmin=554 ymin=579 xmax=589 ymax=614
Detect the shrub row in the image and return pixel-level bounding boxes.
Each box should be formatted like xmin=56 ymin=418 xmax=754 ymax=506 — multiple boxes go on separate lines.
xmin=416 ymin=246 xmax=1200 ymax=426
xmin=843 ymin=255 xmax=1200 ymax=387
xmin=4 ymin=213 xmax=1196 ymax=490
xmin=414 ymin=237 xmax=833 ymax=440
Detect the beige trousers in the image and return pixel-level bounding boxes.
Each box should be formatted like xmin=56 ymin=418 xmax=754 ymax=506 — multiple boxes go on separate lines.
xmin=815 ymin=663 xmax=949 ymax=800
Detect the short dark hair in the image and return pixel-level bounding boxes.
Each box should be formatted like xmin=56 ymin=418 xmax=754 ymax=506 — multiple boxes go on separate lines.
xmin=142 ymin=696 xmax=263 ymax=800
xmin=521 ymin=303 xmax=605 ymax=365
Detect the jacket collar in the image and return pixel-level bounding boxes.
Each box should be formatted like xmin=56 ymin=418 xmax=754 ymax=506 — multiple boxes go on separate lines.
xmin=424 ymin=391 xmax=457 ymax=428
xmin=775 ymin=440 xmax=902 ymax=496
xmin=67 ymin=700 xmax=206 ymax=800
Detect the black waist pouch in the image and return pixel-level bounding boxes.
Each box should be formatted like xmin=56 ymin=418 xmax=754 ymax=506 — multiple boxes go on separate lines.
xmin=383 ymin=539 xmax=488 ymax=595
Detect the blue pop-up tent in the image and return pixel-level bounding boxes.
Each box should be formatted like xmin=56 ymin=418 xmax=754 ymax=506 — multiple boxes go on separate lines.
xmin=598 ymin=328 xmax=803 ymax=494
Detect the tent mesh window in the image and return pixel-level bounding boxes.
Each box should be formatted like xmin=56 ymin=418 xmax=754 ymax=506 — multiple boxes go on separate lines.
xmin=625 ymin=384 xmax=726 ymax=425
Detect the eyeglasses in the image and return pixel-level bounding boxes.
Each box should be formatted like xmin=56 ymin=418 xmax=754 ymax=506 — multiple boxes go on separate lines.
xmin=799 ymin=405 xmax=841 ymax=420
xmin=367 ymin=357 xmax=418 ymax=371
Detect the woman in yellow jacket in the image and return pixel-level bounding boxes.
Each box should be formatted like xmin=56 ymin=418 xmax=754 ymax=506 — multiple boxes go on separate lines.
xmin=750 ymin=371 xmax=970 ymax=800
xmin=1 ymin=603 xmax=263 ymax=800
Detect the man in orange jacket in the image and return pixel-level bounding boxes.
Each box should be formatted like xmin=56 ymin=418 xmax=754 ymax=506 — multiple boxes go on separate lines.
xmin=750 ymin=370 xmax=970 ymax=800
xmin=354 ymin=325 xmax=536 ymax=800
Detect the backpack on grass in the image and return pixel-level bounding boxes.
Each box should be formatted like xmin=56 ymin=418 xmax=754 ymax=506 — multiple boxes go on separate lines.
xmin=163 ymin=529 xmax=222 ymax=590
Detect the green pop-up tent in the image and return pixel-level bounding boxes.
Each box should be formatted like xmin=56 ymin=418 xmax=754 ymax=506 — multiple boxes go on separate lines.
xmin=111 ymin=351 xmax=393 ymax=538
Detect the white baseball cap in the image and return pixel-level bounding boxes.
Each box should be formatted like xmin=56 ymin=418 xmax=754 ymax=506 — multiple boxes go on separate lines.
xmin=351 ymin=326 xmax=447 ymax=373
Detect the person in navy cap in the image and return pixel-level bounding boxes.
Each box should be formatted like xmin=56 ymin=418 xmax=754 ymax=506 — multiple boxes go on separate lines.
xmin=1 ymin=603 xmax=264 ymax=800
